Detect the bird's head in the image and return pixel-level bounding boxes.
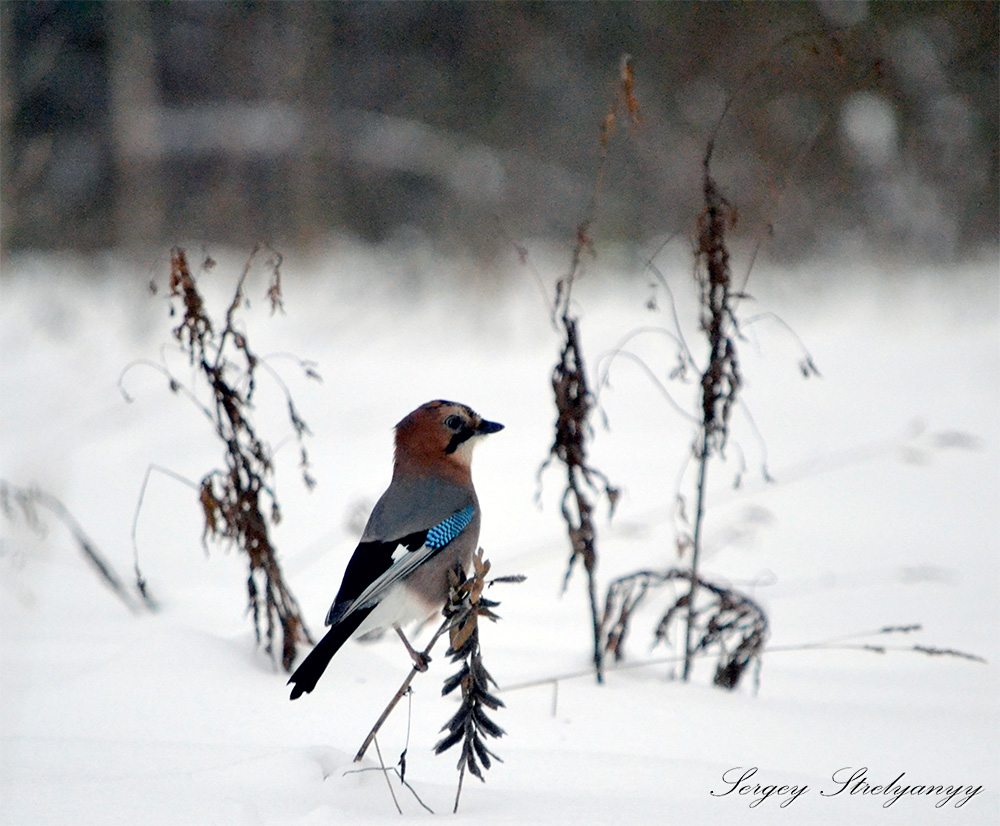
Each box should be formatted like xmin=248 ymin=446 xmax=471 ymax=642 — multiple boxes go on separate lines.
xmin=394 ymin=400 xmax=503 ymax=478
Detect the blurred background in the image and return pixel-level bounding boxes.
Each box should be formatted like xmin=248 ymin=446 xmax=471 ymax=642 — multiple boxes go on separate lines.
xmin=1 ymin=1 xmax=997 ymax=265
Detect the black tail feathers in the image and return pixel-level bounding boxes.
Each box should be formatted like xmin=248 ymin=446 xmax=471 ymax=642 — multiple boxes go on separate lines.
xmin=287 ymin=609 xmax=370 ymax=700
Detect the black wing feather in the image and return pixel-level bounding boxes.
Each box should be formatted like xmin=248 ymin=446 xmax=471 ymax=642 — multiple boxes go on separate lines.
xmin=325 ymin=531 xmax=428 ymax=626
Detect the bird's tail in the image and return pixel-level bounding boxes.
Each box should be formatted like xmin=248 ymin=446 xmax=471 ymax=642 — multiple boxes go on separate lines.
xmin=287 ymin=609 xmax=370 ymax=700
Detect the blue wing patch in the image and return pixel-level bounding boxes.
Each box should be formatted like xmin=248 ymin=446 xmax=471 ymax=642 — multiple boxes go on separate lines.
xmin=426 ymin=505 xmax=475 ymax=549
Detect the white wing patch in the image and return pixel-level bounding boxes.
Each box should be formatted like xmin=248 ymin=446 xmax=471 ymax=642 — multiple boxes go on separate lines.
xmin=348 ymin=540 xmax=436 ymax=615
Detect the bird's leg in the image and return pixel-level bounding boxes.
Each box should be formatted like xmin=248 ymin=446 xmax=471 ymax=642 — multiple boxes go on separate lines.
xmin=394 ymin=625 xmax=430 ymax=672
xmin=355 ymin=615 xmax=451 ymax=762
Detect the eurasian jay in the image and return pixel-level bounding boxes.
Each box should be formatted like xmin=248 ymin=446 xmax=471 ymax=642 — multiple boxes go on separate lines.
xmin=288 ymin=400 xmax=503 ymax=700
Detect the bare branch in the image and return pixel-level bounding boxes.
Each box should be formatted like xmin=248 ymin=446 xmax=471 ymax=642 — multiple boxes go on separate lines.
xmin=1 ymin=480 xmax=147 ymax=613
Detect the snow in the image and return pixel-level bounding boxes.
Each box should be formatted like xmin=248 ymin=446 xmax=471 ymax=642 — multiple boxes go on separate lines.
xmin=2 ymin=243 xmax=998 ymax=824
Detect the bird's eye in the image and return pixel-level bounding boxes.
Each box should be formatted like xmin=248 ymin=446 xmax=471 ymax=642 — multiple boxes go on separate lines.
xmin=444 ymin=414 xmax=465 ymax=431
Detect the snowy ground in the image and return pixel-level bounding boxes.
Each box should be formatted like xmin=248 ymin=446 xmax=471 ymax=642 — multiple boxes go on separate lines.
xmin=1 ymin=242 xmax=998 ymax=825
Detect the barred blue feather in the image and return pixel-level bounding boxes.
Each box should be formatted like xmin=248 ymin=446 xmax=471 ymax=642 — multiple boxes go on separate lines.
xmin=426 ymin=505 xmax=475 ymax=549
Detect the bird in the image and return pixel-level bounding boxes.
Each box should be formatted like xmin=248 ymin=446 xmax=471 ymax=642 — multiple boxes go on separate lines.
xmin=288 ymin=400 xmax=503 ymax=700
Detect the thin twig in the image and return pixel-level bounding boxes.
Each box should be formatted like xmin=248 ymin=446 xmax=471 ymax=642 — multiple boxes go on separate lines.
xmin=682 ymin=427 xmax=712 ymax=681
xmin=501 ymin=647 xmax=723 ymax=692
xmin=1 ymin=481 xmax=144 ymax=613
xmin=595 ymin=345 xmax=701 ymax=424
xmin=372 ymin=737 xmax=402 ymax=815
xmin=130 ymin=464 xmax=201 ymax=606
xmin=354 ymin=616 xmax=452 ymax=763
xmin=342 ymin=765 xmax=435 ymax=814
xmin=645 ymin=255 xmax=698 ymax=373
xmin=501 ymin=625 xmax=985 ymax=692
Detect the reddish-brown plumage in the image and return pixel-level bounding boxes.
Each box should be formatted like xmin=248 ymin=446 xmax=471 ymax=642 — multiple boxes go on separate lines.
xmin=394 ymin=400 xmax=486 ymax=485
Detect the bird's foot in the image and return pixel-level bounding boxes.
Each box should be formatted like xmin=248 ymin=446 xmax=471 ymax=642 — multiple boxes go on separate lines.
xmin=395 ymin=625 xmax=431 ymax=672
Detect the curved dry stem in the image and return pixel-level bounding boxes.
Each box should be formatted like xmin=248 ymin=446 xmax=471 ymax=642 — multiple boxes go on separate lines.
xmin=644 ymin=256 xmax=698 ymax=371
xmin=594 ymin=348 xmax=700 ymax=425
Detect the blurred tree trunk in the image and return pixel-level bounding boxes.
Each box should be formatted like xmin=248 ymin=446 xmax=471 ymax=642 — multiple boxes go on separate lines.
xmin=107 ymin=2 xmax=163 ymax=249
xmin=0 ymin=5 xmax=16 ymax=255
xmin=284 ymin=3 xmax=328 ymax=248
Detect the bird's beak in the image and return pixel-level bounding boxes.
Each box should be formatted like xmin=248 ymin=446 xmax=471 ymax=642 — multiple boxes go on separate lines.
xmin=477 ymin=419 xmax=504 ymax=435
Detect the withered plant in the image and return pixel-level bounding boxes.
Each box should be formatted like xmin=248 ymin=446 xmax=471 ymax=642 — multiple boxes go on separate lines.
xmin=0 ymin=480 xmax=148 ymax=613
xmin=121 ymin=246 xmax=316 ymax=671
xmin=542 ymin=277 xmax=619 ymax=685
xmin=539 ymin=57 xmax=636 ymax=683
xmin=590 ymin=132 xmax=782 ymax=688
xmin=351 ymin=549 xmax=519 ymax=814
xmin=592 ymin=35 xmax=959 ymax=688
xmin=603 ymin=568 xmax=769 ymax=690
xmin=676 ymin=144 xmax=749 ymax=680
xmin=593 ymin=40 xmax=840 ymax=687
xmin=434 ymin=550 xmax=511 ymax=812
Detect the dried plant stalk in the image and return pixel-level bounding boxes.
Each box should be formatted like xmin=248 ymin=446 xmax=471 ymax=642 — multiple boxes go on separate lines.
xmin=125 ymin=246 xmax=316 ymax=671
xmin=1 ymin=481 xmax=146 ymax=612
xmin=539 ymin=57 xmax=637 ymax=683
xmin=435 ymin=550 xmax=507 ymax=812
